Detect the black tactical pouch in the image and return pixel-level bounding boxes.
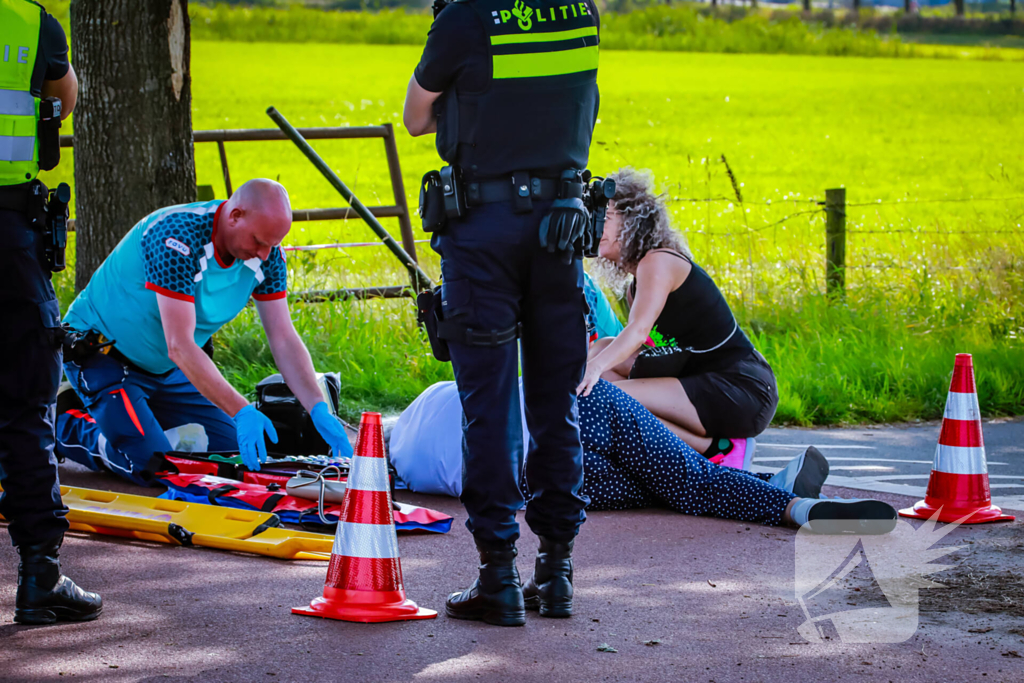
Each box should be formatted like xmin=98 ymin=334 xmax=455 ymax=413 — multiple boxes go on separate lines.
xmin=37 ymin=98 xmax=62 ymax=172
xmin=511 ymin=171 xmax=533 ymax=214
xmin=416 ymin=286 xmax=451 ymax=362
xmin=440 ymin=165 xmax=466 ymax=219
xmin=419 ymin=170 xmax=447 ymax=233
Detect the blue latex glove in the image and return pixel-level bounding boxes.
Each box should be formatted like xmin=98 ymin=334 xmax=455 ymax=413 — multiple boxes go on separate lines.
xmin=310 ymin=401 xmax=354 ymax=460
xmin=233 ymin=404 xmax=278 ymax=471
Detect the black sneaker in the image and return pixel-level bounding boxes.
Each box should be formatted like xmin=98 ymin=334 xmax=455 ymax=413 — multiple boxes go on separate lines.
xmin=807 ymin=499 xmax=898 ymax=535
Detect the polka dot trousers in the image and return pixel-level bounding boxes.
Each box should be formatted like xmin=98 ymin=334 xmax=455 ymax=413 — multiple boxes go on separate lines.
xmin=578 ymin=380 xmax=795 ymax=526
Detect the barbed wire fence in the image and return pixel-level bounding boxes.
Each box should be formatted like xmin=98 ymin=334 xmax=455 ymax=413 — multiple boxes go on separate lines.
xmin=275 ymin=154 xmax=1024 ymax=314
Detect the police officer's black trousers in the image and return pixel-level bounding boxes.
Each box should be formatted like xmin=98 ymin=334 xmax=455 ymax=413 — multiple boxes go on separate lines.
xmin=433 ymin=201 xmax=590 ymax=549
xmin=0 ymin=206 xmax=69 ymax=547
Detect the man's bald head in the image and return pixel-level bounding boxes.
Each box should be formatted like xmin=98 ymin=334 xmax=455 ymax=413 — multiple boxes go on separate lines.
xmin=217 ymin=179 xmax=292 ymax=262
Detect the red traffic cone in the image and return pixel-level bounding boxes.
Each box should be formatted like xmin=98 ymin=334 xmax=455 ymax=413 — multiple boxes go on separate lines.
xmin=292 ymin=412 xmax=436 ymax=622
xmin=899 ymin=354 xmax=1014 ymax=524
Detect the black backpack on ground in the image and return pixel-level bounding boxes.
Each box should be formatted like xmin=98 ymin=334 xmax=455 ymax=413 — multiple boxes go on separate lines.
xmin=255 ymin=372 xmax=341 ymax=456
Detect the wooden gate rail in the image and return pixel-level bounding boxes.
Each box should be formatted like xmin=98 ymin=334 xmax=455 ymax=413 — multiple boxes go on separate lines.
xmin=60 ymin=125 xmax=418 ymax=264
xmin=59 ymin=124 xmax=421 ymax=301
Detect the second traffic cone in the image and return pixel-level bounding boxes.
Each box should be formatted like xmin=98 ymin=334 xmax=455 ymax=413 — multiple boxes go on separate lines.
xmin=292 ymin=412 xmax=436 ymax=623
xmin=899 ymin=354 xmax=1014 ymax=524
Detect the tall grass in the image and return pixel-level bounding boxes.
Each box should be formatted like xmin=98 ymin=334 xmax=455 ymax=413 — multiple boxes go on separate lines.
xmin=40 ymin=1 xmax=1024 ymax=60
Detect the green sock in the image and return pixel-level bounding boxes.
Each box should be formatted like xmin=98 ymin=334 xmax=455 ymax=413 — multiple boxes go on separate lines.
xmin=702 ymin=437 xmax=733 ymax=458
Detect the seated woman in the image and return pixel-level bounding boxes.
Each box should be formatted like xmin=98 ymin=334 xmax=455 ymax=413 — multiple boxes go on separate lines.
xmin=579 ymin=168 xmax=776 ymax=468
xmin=389 ymin=379 xmax=894 ymax=534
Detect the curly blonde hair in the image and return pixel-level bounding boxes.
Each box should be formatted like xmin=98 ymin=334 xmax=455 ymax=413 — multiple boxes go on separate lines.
xmin=591 ymin=167 xmax=690 ymax=293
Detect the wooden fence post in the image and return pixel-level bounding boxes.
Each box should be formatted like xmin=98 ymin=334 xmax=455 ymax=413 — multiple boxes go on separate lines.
xmin=825 ymin=188 xmax=846 ymax=300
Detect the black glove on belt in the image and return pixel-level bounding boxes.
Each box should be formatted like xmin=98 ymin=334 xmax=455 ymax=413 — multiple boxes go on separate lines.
xmin=539 ymin=198 xmax=589 ymax=264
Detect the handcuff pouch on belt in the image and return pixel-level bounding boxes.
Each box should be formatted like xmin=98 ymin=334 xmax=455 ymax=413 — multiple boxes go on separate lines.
xmin=417 ymin=286 xmax=521 ymax=363
xmin=418 ymin=165 xmax=466 ymax=233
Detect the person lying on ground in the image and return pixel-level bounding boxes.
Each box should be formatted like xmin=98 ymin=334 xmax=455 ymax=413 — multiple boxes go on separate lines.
xmin=389 ymin=379 xmax=891 ymax=534
xmin=55 ymin=179 xmax=352 ymax=486
xmin=579 ymin=167 xmax=776 ymax=469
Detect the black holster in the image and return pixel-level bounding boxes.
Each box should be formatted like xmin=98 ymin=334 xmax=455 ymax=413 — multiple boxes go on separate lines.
xmin=417 ymin=286 xmax=451 ymax=362
xmin=61 ymin=329 xmax=115 ymax=365
xmin=37 ymin=98 xmax=62 ymax=172
xmin=417 ymin=286 xmax=522 ymax=363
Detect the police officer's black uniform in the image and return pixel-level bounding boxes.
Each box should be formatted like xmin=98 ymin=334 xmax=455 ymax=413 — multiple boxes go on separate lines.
xmin=0 ymin=0 xmax=101 ymax=625
xmin=412 ymin=0 xmax=600 ymax=625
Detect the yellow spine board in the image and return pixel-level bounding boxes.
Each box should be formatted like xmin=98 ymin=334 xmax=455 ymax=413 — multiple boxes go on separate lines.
xmin=0 ymin=483 xmax=333 ymax=561
xmin=59 ymin=486 xmax=277 ymax=539
xmin=191 ymin=529 xmax=332 ymax=560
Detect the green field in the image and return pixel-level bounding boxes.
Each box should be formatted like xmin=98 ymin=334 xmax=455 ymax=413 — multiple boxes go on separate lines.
xmin=48 ymin=42 xmax=1024 ymax=424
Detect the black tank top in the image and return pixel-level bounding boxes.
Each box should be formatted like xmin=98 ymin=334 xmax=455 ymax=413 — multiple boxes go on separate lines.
xmin=630 ymin=250 xmax=754 ymax=375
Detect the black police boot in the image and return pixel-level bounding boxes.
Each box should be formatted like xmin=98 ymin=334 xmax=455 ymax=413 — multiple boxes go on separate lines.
xmin=14 ymin=536 xmax=103 ymax=625
xmin=522 ymin=536 xmax=574 ymax=618
xmin=445 ymin=546 xmax=525 ymax=627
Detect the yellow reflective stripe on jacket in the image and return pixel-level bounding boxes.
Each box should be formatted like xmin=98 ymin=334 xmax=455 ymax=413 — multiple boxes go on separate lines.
xmin=490 ymin=26 xmax=598 ymax=46
xmin=0 ymin=0 xmax=42 ymax=181
xmin=0 ymin=115 xmax=37 ymax=162
xmin=492 ymin=45 xmax=598 ymax=80
xmin=0 ymin=89 xmax=35 ymax=116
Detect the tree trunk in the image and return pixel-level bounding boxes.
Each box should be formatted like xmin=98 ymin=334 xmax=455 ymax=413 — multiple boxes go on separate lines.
xmin=70 ymin=0 xmax=195 ymax=291
xmin=852 ymin=0 xmax=861 ymax=12
xmin=803 ymin=0 xmax=811 ymax=11
xmin=904 ymin=0 xmax=910 ymax=13
xmin=953 ymin=0 xmax=964 ymax=15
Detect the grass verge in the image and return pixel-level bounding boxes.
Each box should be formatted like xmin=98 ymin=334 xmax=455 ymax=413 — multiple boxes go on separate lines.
xmin=43 ymin=2 xmax=1024 ymax=61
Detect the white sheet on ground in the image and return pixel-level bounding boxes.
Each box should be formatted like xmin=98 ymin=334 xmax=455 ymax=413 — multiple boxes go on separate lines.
xmin=389 ymin=380 xmax=528 ymax=497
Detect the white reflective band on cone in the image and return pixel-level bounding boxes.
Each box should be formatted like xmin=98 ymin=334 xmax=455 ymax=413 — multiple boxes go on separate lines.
xmin=0 ymin=89 xmax=35 ymax=116
xmin=0 ymin=135 xmax=34 ymax=162
xmin=331 ymin=521 xmax=399 ymax=559
xmin=347 ymin=456 xmax=389 ymax=492
xmin=943 ymin=391 xmax=981 ymax=422
xmin=933 ymin=444 xmax=988 ymax=475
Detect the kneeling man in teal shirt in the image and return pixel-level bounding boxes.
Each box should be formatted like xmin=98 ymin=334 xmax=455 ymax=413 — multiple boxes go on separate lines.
xmin=58 ymin=179 xmax=351 ymax=485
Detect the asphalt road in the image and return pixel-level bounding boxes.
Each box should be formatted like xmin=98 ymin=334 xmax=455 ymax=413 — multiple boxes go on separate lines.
xmin=1 ymin=420 xmax=1023 ymax=682
xmin=753 ymin=417 xmax=1024 ymax=512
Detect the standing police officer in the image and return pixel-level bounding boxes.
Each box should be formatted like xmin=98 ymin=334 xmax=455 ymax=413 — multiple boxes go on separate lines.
xmin=404 ymin=0 xmax=600 ymax=626
xmin=0 ymin=0 xmax=102 ymax=624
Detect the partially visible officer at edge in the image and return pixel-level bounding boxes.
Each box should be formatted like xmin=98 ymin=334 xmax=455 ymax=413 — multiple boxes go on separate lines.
xmin=0 ymin=0 xmax=101 ymax=625
xmin=404 ymin=0 xmax=601 ymax=626
xmin=56 ymin=180 xmax=354 ymax=485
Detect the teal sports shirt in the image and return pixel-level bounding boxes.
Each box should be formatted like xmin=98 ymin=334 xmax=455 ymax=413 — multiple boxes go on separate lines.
xmin=64 ymin=200 xmax=287 ymax=374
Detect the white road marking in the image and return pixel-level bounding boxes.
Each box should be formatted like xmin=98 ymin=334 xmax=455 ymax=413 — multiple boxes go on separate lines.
xmin=857 ymin=474 xmax=1024 ymax=482
xmin=757 ymin=456 xmax=1011 ymax=466
xmin=757 ymin=444 xmax=877 ymax=450
xmin=825 ymin=465 xmax=897 ymax=472
xmin=751 ymin=466 xmax=1024 ymax=512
